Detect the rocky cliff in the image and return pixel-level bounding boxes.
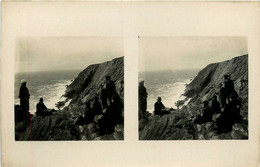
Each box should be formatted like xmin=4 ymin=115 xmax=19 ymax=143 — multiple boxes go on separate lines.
xmin=139 ymin=55 xmax=248 ymax=140
xmin=15 ymin=57 xmax=124 ymax=141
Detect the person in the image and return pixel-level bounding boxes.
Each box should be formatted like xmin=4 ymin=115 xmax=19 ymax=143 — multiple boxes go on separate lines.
xmin=19 ymin=79 xmax=30 ymax=115
xmin=194 ymin=101 xmax=213 ymax=124
xmin=138 ymin=80 xmax=148 ymax=119
xmin=215 ymin=94 xmax=242 ymax=133
xmin=201 ymin=101 xmax=213 ymax=122
xmin=98 ymin=95 xmax=123 ymax=135
xmin=218 ymin=83 xmax=227 ymax=108
xmin=93 ymin=96 xmax=102 ymax=115
xmin=100 ymin=85 xmax=107 ymax=109
xmin=36 ymin=98 xmax=47 ymax=116
xmin=224 ymin=75 xmax=235 ymax=100
xmin=211 ymin=95 xmax=221 ymax=114
xmin=227 ymin=94 xmax=242 ymax=123
xmin=154 ymin=97 xmax=170 ymax=115
xmin=84 ymin=102 xmax=94 ymax=124
xmin=105 ymin=75 xmax=116 ymax=104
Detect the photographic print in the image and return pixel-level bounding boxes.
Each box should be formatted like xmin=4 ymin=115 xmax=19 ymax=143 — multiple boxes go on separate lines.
xmin=15 ymin=37 xmax=124 ymax=141
xmin=139 ymin=36 xmax=248 ymax=140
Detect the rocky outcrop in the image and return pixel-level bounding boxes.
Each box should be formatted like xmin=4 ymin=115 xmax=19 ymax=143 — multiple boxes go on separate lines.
xmin=64 ymin=57 xmax=124 ymax=105
xmin=139 ymin=55 xmax=248 ymax=140
xmin=15 ymin=57 xmax=124 ymax=140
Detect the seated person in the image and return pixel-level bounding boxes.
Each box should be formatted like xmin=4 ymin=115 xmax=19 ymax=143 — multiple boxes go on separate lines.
xmin=211 ymin=95 xmax=221 ymax=114
xmin=194 ymin=101 xmax=213 ymax=124
xmin=36 ymin=98 xmax=48 ymax=116
xmin=154 ymin=97 xmax=170 ymax=115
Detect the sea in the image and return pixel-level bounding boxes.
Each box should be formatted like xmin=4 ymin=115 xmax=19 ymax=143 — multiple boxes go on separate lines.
xmin=139 ymin=69 xmax=199 ymax=112
xmin=15 ymin=70 xmax=80 ymax=114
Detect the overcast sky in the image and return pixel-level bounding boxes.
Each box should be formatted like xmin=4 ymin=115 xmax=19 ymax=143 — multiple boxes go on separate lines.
xmin=16 ymin=37 xmax=123 ymax=73
xmin=139 ymin=37 xmax=248 ymax=72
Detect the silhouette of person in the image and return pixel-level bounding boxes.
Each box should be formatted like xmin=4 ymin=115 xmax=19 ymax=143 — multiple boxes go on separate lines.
xmin=154 ymin=97 xmax=170 ymax=115
xmin=93 ymin=96 xmax=102 ymax=115
xmin=19 ymin=79 xmax=30 ymax=115
xmin=218 ymin=83 xmax=227 ymax=108
xmin=105 ymin=75 xmax=116 ymax=104
xmin=100 ymin=85 xmax=107 ymax=109
xmin=194 ymin=101 xmax=213 ymax=124
xmin=84 ymin=102 xmax=94 ymax=124
xmin=36 ymin=98 xmax=47 ymax=116
xmin=201 ymin=101 xmax=213 ymax=122
xmin=211 ymin=95 xmax=221 ymax=114
xmin=139 ymin=80 xmax=148 ymax=119
xmin=224 ymin=75 xmax=235 ymax=100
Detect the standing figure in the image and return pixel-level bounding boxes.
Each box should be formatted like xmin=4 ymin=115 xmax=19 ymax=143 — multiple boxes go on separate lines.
xmin=218 ymin=83 xmax=227 ymax=109
xmin=19 ymin=79 xmax=30 ymax=115
xmin=93 ymin=96 xmax=102 ymax=115
xmin=84 ymin=102 xmax=94 ymax=124
xmin=100 ymin=85 xmax=107 ymax=109
xmin=105 ymin=75 xmax=116 ymax=105
xmin=223 ymin=74 xmax=235 ymax=100
xmin=138 ymin=80 xmax=148 ymax=119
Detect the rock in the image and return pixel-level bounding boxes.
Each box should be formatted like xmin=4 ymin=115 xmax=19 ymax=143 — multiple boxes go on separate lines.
xmin=139 ymin=55 xmax=248 ymax=140
xmin=15 ymin=57 xmax=124 ymax=141
xmin=212 ymin=114 xmax=221 ymax=122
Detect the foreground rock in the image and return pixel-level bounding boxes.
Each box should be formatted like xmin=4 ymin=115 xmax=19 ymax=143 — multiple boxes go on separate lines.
xmin=139 ymin=55 xmax=248 ymax=140
xmin=15 ymin=57 xmax=124 ymax=140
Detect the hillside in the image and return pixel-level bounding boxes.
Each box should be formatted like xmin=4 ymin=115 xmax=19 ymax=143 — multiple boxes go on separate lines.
xmin=139 ymin=55 xmax=248 ymax=140
xmin=15 ymin=57 xmax=124 ymax=140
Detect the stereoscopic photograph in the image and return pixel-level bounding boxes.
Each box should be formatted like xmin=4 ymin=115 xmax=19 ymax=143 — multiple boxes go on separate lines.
xmin=15 ymin=37 xmax=124 ymax=140
xmin=139 ymin=37 xmax=248 ymax=140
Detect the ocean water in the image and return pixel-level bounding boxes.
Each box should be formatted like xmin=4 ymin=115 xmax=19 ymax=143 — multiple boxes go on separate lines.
xmin=15 ymin=70 xmax=80 ymax=114
xmin=139 ymin=70 xmax=199 ymax=112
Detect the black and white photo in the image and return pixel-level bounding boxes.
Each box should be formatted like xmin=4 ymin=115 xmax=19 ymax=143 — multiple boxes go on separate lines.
xmin=139 ymin=36 xmax=248 ymax=140
xmin=15 ymin=37 xmax=124 ymax=140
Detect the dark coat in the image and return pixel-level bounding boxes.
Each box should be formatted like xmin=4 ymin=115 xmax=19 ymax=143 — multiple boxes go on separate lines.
xmin=138 ymin=84 xmax=148 ymax=111
xmin=154 ymin=101 xmax=165 ymax=115
xmin=93 ymin=99 xmax=102 ymax=115
xmin=202 ymin=106 xmax=213 ymax=122
xmin=211 ymin=99 xmax=221 ymax=113
xmin=19 ymin=85 xmax=30 ymax=113
xmin=105 ymin=80 xmax=116 ymax=99
xmin=36 ymin=102 xmax=47 ymax=115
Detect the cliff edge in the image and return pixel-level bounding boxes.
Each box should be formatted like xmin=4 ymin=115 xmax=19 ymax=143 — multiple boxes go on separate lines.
xmin=139 ymin=55 xmax=248 ymax=140
xmin=15 ymin=57 xmax=124 ymax=140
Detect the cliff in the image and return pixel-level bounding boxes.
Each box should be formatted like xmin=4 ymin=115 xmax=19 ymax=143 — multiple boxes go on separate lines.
xmin=15 ymin=57 xmax=124 ymax=141
xmin=139 ymin=55 xmax=248 ymax=140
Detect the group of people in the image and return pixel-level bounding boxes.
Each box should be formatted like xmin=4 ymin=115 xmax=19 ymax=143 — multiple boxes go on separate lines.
xmin=139 ymin=74 xmax=243 ymax=134
xmin=195 ymin=75 xmax=242 ymax=133
xmin=18 ymin=79 xmax=49 ymax=118
xmin=139 ymin=80 xmax=171 ymax=119
xmin=83 ymin=75 xmax=123 ymax=135
xmin=19 ymin=75 xmax=123 ymax=134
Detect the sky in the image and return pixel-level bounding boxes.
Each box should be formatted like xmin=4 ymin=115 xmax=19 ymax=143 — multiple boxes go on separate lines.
xmin=139 ymin=36 xmax=248 ymax=72
xmin=15 ymin=37 xmax=123 ymax=73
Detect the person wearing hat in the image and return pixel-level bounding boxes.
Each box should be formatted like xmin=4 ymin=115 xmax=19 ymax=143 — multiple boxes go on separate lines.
xmin=19 ymin=79 xmax=30 ymax=115
xmin=201 ymin=101 xmax=213 ymax=122
xmin=138 ymin=80 xmax=148 ymax=119
xmin=211 ymin=95 xmax=221 ymax=114
xmin=223 ymin=74 xmax=235 ymax=101
xmin=194 ymin=100 xmax=213 ymax=124
xmin=104 ymin=75 xmax=116 ymax=105
xmin=218 ymin=83 xmax=227 ymax=109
